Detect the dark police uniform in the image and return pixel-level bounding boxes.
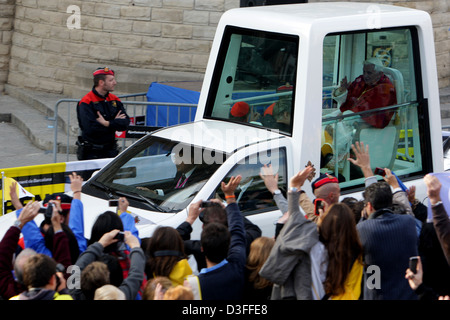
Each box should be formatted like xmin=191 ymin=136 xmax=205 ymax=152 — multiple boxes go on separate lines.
xmin=76 ymin=87 xmax=130 ymax=160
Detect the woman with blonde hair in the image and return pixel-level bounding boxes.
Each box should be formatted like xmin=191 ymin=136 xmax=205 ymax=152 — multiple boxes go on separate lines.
xmin=94 ymin=284 xmax=126 ymax=300
xmin=243 ymin=236 xmax=275 ymax=300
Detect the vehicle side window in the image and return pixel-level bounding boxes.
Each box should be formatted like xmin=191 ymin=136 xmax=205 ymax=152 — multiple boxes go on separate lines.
xmin=321 ymin=28 xmax=424 ymax=189
xmin=212 ymin=148 xmax=287 ymax=215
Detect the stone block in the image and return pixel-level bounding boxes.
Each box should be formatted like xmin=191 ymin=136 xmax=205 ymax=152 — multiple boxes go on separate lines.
xmin=192 ymin=25 xmax=216 ymax=40
xmin=191 ymin=54 xmax=209 ymax=69
xmin=21 ymin=0 xmax=37 ymax=8
xmin=38 ymin=78 xmax=64 ymax=93
xmin=183 ymin=10 xmax=210 ymax=25
xmin=83 ymin=30 xmax=112 ymax=45
xmin=24 ymin=7 xmax=41 ymax=23
xmin=10 ymin=45 xmax=29 ymax=60
xmin=0 ymin=18 xmax=13 ymax=30
xmin=42 ymin=39 xmax=63 ymax=53
xmin=151 ymin=8 xmax=183 ymax=23
xmin=111 ymin=33 xmax=142 ymax=48
xmin=0 ymin=43 xmax=10 ymax=55
xmin=162 ymin=24 xmax=193 ymax=38
xmin=103 ymin=18 xmax=133 ymax=32
xmin=120 ymin=6 xmax=151 ymax=20
xmin=89 ymin=45 xmax=119 ymax=61
xmin=162 ymin=0 xmax=194 ymax=9
xmin=151 ymin=51 xmax=192 ymax=67
xmin=63 ymin=42 xmax=90 ymax=57
xmin=132 ymin=21 xmax=162 ymax=35
xmin=142 ymin=36 xmax=176 ymax=50
xmin=94 ymin=3 xmax=121 ymax=18
xmin=118 ymin=48 xmax=154 ymax=66
xmin=194 ymin=0 xmax=224 ymax=11
xmin=176 ymin=39 xmax=211 ymax=53
xmin=30 ymin=23 xmax=51 ymax=37
xmin=84 ymin=16 xmax=104 ymax=31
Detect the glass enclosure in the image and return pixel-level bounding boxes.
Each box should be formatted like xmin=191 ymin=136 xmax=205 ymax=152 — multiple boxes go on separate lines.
xmin=321 ymin=28 xmax=425 ymax=188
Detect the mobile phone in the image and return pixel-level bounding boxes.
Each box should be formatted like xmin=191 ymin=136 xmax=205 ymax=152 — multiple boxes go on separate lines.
xmin=108 ymin=199 xmax=119 ymax=207
xmin=114 ymin=231 xmax=125 ymax=241
xmin=314 ymin=198 xmax=325 ymax=216
xmin=374 ymin=167 xmax=386 ymax=177
xmin=200 ymin=201 xmax=213 ymax=208
xmin=409 ymin=256 xmax=419 ymax=274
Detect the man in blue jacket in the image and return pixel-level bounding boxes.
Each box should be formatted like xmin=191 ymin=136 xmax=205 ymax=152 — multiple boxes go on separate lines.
xmin=197 ymin=175 xmax=247 ymax=300
xmin=358 ymin=180 xmax=418 ymax=300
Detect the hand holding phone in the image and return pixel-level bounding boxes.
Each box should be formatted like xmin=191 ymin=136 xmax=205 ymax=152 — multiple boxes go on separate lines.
xmin=374 ymin=167 xmax=386 ymax=177
xmin=109 ymin=199 xmax=119 ymax=207
xmin=409 ymin=256 xmax=419 ymax=274
xmin=314 ymin=198 xmax=325 ymax=216
xmin=200 ymin=201 xmax=213 ymax=208
xmin=114 ymin=231 xmax=125 ymax=241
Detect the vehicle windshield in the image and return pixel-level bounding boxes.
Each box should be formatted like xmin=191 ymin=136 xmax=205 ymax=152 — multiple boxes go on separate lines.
xmin=85 ymin=136 xmax=225 ymax=212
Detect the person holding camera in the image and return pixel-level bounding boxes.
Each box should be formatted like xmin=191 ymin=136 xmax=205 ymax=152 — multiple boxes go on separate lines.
xmin=0 ymin=201 xmax=39 ymax=299
xmin=176 ymin=195 xmax=261 ymax=272
xmin=10 ymin=189 xmax=79 ymax=265
xmin=195 ymin=175 xmax=247 ymax=300
xmin=69 ymin=229 xmax=144 ymax=300
xmin=67 ymin=171 xmax=140 ymax=255
xmin=259 ymin=166 xmax=364 ymax=300
xmin=9 ymin=253 xmax=73 ymax=300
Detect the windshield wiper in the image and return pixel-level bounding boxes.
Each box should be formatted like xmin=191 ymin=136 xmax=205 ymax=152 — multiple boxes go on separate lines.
xmin=90 ymin=181 xmax=116 ymax=198
xmin=115 ymin=190 xmax=165 ymax=213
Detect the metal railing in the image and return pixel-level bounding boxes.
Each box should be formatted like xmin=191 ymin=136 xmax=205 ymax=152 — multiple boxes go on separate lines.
xmin=50 ymin=93 xmax=197 ymax=163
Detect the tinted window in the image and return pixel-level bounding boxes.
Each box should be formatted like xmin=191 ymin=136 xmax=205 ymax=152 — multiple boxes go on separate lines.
xmin=321 ymin=28 xmax=426 ymax=189
xmin=205 ymin=26 xmax=299 ymax=135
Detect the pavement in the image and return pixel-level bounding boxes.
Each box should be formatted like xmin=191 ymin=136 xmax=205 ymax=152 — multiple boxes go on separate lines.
xmin=0 ymin=84 xmax=449 ymax=170
xmin=0 ymin=87 xmax=78 ymax=169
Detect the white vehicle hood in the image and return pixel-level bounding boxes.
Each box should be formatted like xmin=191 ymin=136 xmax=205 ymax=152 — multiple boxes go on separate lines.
xmin=153 ymin=119 xmax=285 ymax=154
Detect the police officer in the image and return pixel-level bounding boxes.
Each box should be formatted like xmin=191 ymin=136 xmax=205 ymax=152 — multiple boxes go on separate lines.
xmin=76 ymin=67 xmax=130 ymax=160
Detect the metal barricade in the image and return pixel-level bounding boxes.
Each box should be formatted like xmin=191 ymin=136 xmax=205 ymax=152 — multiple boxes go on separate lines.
xmin=50 ymin=93 xmax=197 ymax=163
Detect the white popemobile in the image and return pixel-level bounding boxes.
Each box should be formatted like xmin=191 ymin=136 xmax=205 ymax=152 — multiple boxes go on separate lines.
xmin=1 ymin=3 xmax=445 ymax=241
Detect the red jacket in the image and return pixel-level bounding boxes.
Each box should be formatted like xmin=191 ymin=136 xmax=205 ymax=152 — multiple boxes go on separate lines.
xmin=0 ymin=226 xmax=72 ymax=299
xmin=340 ymin=74 xmax=397 ymax=128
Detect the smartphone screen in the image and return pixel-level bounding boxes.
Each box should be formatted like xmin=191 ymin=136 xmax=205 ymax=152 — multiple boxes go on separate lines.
xmin=314 ymin=198 xmax=324 ymax=216
xmin=409 ymin=256 xmax=419 ymax=274
xmin=109 ymin=199 xmax=119 ymax=207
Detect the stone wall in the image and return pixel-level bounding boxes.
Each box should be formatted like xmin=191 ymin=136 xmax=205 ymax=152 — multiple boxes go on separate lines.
xmin=0 ymin=0 xmax=14 ymax=93
xmin=6 ymin=0 xmax=239 ymax=97
xmin=1 ymin=0 xmax=448 ymax=98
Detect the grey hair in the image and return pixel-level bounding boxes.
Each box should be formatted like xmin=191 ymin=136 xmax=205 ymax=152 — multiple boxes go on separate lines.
xmin=14 ymin=248 xmax=37 ymax=284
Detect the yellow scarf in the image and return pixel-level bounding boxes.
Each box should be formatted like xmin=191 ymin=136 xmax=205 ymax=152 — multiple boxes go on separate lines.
xmin=331 ymin=256 xmax=363 ymax=300
xmin=168 ymin=259 xmax=193 ymax=286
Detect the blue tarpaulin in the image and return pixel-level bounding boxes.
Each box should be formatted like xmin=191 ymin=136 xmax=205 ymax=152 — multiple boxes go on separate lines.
xmin=146 ymin=82 xmax=199 ymax=127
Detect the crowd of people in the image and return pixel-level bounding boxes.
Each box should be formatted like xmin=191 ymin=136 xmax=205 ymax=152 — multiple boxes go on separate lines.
xmin=0 ymin=141 xmax=449 ymax=301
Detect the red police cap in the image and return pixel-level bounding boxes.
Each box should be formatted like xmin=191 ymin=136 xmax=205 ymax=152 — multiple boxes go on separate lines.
xmin=93 ymin=67 xmax=115 ymax=76
xmin=230 ymin=101 xmax=250 ymax=117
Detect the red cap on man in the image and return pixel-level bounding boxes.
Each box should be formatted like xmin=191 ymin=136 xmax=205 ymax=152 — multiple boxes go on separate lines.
xmin=311 ymin=173 xmax=339 ymax=193
xmin=230 ymin=101 xmax=250 ymax=118
xmin=93 ymin=67 xmax=115 ymax=76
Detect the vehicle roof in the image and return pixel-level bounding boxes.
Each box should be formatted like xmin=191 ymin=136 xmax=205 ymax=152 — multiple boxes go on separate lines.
xmin=153 ymin=120 xmax=285 ymax=154
xmin=219 ymin=2 xmax=429 ymax=34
